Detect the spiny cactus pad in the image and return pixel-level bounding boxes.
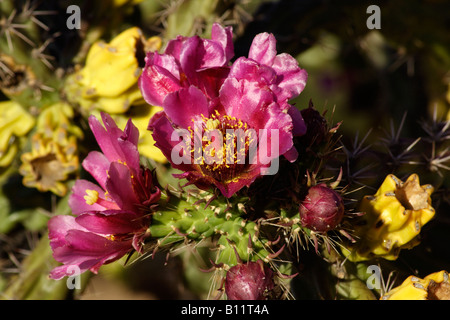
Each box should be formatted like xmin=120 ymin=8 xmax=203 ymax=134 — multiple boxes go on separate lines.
xmin=149 ymin=190 xmax=272 ymax=268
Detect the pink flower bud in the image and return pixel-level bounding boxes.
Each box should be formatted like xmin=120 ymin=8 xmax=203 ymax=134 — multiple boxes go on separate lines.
xmin=299 ymin=184 xmax=344 ymax=232
xmin=225 ymin=260 xmax=274 ymax=300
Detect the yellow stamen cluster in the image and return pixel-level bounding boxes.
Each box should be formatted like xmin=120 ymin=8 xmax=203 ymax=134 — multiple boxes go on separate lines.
xmin=188 ymin=111 xmax=255 ymax=182
xmin=106 ymin=234 xmax=116 ymax=241
xmin=84 ymin=189 xmax=99 ymax=205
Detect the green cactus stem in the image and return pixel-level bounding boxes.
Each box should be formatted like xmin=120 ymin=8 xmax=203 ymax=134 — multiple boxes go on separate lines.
xmin=148 ymin=188 xmax=273 ymax=269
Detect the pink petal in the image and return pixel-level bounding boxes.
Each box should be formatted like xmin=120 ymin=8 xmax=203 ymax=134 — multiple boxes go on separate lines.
xmin=283 ymin=146 xmax=299 ymax=163
xmin=49 ymin=229 xmax=131 ymax=279
xmin=219 ymin=77 xmax=273 ymax=127
xmin=82 ymin=151 xmax=110 ymax=190
xmin=164 ymin=35 xmax=187 ymax=62
xmin=89 ymin=113 xmax=141 ymax=173
xmin=180 ymin=36 xmax=227 ymax=74
xmin=48 ymin=215 xmax=87 ymax=250
xmin=148 ymin=112 xmax=194 ymax=173
xmin=75 ymin=210 xmax=144 ymax=235
xmin=88 ymin=114 xmax=123 ymax=160
xmin=163 ymin=85 xmax=209 ymax=129
xmin=116 ymin=137 xmax=141 ymax=175
xmin=123 ymin=118 xmax=140 ymax=147
xmin=194 ymin=66 xmax=230 ymax=101
xmin=105 ymin=162 xmax=140 ymax=211
xmin=139 ymin=52 xmax=182 ymax=107
xmin=248 ymin=32 xmax=277 ymax=66
xmin=272 ymin=53 xmax=308 ymax=99
xmin=258 ymin=102 xmax=294 ymax=159
xmin=49 ymin=265 xmax=82 ymax=280
xmin=216 ymin=175 xmax=258 ymax=198
xmin=211 ymin=23 xmax=234 ymax=62
xmin=229 ymin=57 xmax=276 ymax=84
xmin=287 ymin=104 xmax=307 ymax=136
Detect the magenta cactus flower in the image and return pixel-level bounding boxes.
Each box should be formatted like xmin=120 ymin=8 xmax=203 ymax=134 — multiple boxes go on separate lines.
xmin=225 ymin=259 xmax=275 ymax=300
xmin=149 ymin=84 xmax=295 ymax=198
xmin=140 ymin=24 xmax=308 ymax=198
xmin=299 ymin=183 xmax=345 ymax=232
xmin=69 ymin=113 xmax=160 ymax=213
xmin=48 ymin=113 xmax=161 ymax=280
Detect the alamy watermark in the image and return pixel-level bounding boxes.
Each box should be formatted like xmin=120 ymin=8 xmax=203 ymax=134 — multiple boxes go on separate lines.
xmin=366 ymin=265 xmax=382 ymax=290
xmin=366 ymin=5 xmax=381 ymax=30
xmin=66 ymin=5 xmax=81 ymax=30
xmin=65 ymin=5 xmax=380 ymax=31
xmin=66 ymin=265 xmax=81 ymax=290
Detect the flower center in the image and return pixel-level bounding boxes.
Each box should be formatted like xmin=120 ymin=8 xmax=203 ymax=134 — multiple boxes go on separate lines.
xmin=188 ymin=111 xmax=256 ymax=183
xmin=30 ymin=153 xmax=66 ymax=188
xmin=394 ymin=178 xmax=429 ymax=211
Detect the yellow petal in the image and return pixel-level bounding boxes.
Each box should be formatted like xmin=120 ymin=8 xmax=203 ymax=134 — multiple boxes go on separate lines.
xmin=79 ymin=27 xmax=143 ymax=97
xmin=0 ymin=101 xmax=35 ymax=152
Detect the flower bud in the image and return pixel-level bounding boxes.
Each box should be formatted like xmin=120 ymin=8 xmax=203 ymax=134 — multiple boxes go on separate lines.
xmin=299 ymin=103 xmax=328 ymax=146
xmin=299 ymin=183 xmax=344 ymax=232
xmin=225 ymin=260 xmax=274 ymax=300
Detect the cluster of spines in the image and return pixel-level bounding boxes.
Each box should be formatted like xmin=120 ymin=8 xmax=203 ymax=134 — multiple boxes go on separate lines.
xmin=0 ymin=1 xmax=61 ymax=107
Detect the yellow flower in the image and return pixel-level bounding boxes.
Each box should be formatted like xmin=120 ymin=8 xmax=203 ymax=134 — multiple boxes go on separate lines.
xmin=0 ymin=101 xmax=35 ymax=167
xmin=381 ymin=270 xmax=450 ymax=300
xmin=66 ymin=27 xmax=161 ymax=115
xmin=342 ymin=174 xmax=435 ymax=261
xmin=18 ymin=102 xmax=82 ymax=196
xmin=19 ymin=131 xmax=79 ymax=197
